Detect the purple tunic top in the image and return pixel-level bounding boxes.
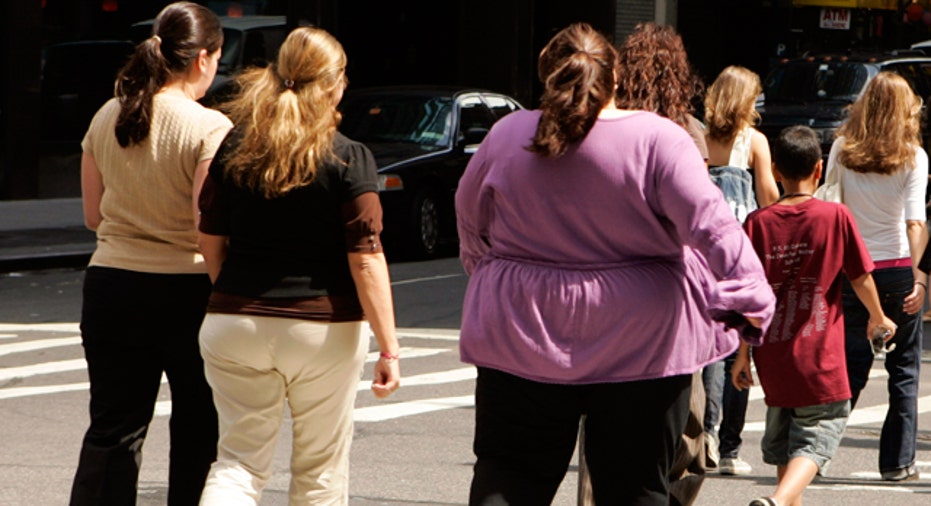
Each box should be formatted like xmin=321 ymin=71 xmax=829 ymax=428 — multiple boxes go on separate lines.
xmin=455 ymin=110 xmax=775 ymax=384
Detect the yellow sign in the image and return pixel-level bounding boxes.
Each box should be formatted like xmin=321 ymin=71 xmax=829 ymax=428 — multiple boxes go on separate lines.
xmin=793 ymin=0 xmax=897 ymax=8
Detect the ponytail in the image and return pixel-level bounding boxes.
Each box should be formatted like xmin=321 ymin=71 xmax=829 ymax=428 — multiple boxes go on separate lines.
xmin=112 ymin=1 xmax=222 ymax=147
xmin=114 ymin=37 xmax=171 ymax=147
xmin=529 ymin=23 xmax=618 ymax=158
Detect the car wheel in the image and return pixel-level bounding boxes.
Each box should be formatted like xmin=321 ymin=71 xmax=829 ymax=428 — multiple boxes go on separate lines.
xmin=410 ymin=189 xmax=440 ymax=259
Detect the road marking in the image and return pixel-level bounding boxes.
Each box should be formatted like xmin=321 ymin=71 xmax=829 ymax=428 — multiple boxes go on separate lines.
xmin=396 ymin=328 xmax=460 ymax=341
xmin=353 ymin=394 xmax=474 ymax=422
xmin=0 ymin=336 xmax=81 ymax=357
xmin=357 ymin=366 xmax=475 ymax=391
xmin=0 ymin=358 xmax=86 ymax=382
xmin=390 ymin=274 xmax=463 ymax=286
xmin=806 ymin=484 xmax=918 ymax=492
xmin=0 ymin=382 xmax=90 ymax=399
xmin=0 ymin=323 xmax=80 ymax=333
xmin=743 ymin=395 xmax=931 ymax=432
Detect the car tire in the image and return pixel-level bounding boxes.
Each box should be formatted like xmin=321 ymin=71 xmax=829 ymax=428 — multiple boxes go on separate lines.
xmin=409 ymin=189 xmax=440 ymax=259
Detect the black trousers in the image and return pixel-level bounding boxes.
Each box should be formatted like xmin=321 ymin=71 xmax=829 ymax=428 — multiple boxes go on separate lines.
xmin=469 ymin=367 xmax=691 ymax=506
xmin=70 ymin=267 xmax=217 ymax=506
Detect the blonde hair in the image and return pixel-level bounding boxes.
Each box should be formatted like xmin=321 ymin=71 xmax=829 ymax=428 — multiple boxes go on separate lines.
xmin=221 ymin=26 xmax=347 ymax=197
xmin=838 ymin=71 xmax=921 ymax=174
xmin=704 ymin=65 xmax=761 ymax=143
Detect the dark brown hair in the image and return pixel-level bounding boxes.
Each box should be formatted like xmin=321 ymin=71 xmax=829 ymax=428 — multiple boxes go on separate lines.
xmin=529 ymin=23 xmax=618 ymax=158
xmin=772 ymin=125 xmax=821 ymax=180
xmin=114 ymin=1 xmax=222 ymax=147
xmin=615 ymin=22 xmax=702 ymax=128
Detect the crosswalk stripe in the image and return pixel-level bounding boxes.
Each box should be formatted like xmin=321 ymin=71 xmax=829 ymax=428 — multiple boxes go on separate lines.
xmin=0 ymin=358 xmax=86 ymax=382
xmin=743 ymin=395 xmax=931 ymax=432
xmin=353 ymin=395 xmax=474 ymax=422
xmin=357 ymin=367 xmax=476 ymax=391
xmin=0 ymin=336 xmax=82 ymax=357
xmin=0 ymin=323 xmax=80 ymax=332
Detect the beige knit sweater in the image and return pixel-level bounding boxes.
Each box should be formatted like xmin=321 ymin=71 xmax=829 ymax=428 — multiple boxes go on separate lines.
xmin=81 ymin=93 xmax=232 ymax=273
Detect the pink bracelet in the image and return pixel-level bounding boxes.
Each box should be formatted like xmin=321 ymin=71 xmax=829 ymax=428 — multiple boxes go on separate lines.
xmin=380 ymin=352 xmax=399 ymax=361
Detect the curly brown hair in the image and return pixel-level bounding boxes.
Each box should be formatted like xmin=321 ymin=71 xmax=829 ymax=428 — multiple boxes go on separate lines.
xmin=615 ymin=22 xmax=703 ymax=128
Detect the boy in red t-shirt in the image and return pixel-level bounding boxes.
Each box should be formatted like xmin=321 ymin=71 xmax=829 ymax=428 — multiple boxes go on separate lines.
xmin=735 ymin=125 xmax=896 ymax=506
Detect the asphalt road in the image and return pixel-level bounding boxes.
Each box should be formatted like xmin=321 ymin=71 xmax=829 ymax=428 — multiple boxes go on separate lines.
xmin=0 ymin=257 xmax=929 ymax=505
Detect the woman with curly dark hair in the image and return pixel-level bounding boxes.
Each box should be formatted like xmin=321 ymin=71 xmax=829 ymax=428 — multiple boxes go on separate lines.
xmin=615 ymin=22 xmax=706 ymax=160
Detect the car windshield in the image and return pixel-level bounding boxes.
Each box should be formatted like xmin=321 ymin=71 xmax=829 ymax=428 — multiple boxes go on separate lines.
xmin=763 ymin=62 xmax=870 ymax=104
xmin=339 ymin=95 xmax=454 ymax=151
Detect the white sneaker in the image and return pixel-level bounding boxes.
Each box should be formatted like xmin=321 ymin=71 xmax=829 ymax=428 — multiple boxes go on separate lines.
xmin=719 ymin=457 xmax=752 ymax=475
xmin=704 ymin=432 xmax=720 ymax=469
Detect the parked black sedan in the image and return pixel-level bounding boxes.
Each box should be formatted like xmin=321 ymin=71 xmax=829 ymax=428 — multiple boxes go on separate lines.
xmin=338 ymin=86 xmax=523 ymax=258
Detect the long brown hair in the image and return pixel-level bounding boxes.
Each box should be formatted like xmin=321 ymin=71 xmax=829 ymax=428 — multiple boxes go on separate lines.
xmin=838 ymin=71 xmax=922 ymax=174
xmin=615 ymin=22 xmax=702 ymax=128
xmin=528 ymin=23 xmax=618 ymax=158
xmin=221 ymin=27 xmax=347 ymax=198
xmin=704 ymin=65 xmax=761 ymax=143
xmin=114 ymin=1 xmax=222 ymax=147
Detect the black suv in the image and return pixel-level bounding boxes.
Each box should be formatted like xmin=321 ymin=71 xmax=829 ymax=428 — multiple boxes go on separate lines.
xmin=757 ymin=52 xmax=931 ymax=157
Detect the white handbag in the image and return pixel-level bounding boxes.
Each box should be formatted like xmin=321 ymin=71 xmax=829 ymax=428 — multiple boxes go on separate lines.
xmin=814 ymin=160 xmax=843 ymax=203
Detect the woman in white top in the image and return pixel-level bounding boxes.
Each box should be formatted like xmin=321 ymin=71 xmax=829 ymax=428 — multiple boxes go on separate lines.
xmin=705 ymin=65 xmax=780 ymax=208
xmin=829 ymin=71 xmax=927 ymax=482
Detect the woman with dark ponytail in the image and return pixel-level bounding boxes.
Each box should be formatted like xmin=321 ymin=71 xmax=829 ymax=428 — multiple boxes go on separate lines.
xmin=71 ymin=3 xmax=232 ymax=505
xmin=456 ymin=23 xmax=775 ymax=504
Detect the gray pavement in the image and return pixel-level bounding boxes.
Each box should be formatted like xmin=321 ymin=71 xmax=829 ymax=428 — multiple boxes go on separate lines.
xmin=0 ymin=198 xmax=94 ymax=272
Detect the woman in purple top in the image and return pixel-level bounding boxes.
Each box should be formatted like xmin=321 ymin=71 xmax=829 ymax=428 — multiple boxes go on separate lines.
xmin=455 ymin=23 xmax=775 ymax=505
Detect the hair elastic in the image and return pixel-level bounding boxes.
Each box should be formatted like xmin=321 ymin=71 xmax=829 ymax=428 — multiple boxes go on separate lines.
xmin=284 ymin=79 xmax=295 ymax=89
xmin=151 ymin=35 xmax=162 ymax=44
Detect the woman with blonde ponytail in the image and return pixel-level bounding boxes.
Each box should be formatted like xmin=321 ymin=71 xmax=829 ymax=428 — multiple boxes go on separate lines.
xmin=196 ymin=26 xmax=400 ymax=505
xmin=455 ymin=23 xmax=774 ymax=504
xmin=72 ymin=3 xmax=230 ymax=505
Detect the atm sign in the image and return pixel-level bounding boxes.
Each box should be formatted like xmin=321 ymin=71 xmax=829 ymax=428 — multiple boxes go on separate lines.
xmin=820 ymin=8 xmax=851 ymax=30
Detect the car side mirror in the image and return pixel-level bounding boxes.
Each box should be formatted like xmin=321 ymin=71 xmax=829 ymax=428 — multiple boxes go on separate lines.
xmin=459 ymin=127 xmax=489 ymax=153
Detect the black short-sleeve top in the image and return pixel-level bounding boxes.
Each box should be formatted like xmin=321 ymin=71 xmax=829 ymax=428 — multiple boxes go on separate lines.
xmin=198 ymin=131 xmax=383 ymax=322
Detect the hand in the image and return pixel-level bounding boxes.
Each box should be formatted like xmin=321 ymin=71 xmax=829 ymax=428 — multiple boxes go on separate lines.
xmin=866 ymin=315 xmax=897 ymax=343
xmin=731 ymin=353 xmax=754 ymax=391
xmin=371 ymin=356 xmax=401 ymax=399
xmin=902 ymin=282 xmax=925 ymax=315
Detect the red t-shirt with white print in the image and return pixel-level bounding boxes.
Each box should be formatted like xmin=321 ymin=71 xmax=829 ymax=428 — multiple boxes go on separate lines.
xmin=743 ymin=198 xmax=873 ymax=408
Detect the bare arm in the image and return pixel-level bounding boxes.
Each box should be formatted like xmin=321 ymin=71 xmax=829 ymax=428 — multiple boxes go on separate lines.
xmin=903 ymin=219 xmax=929 ymax=314
xmin=850 ymin=271 xmax=897 ymax=340
xmin=192 ymin=158 xmax=212 ymax=229
xmin=81 ymin=152 xmax=104 ymax=231
xmin=197 ymin=233 xmax=227 ymax=283
xmin=348 ymin=251 xmax=400 ymax=398
xmin=750 ymin=130 xmax=779 ymax=207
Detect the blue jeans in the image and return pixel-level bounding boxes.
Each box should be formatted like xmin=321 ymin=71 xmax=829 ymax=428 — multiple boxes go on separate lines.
xmin=701 ymin=351 xmax=749 ymax=459
xmin=843 ymin=267 xmax=922 ymax=474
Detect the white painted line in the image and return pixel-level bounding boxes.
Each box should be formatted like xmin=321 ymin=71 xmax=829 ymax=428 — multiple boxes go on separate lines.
xmin=364 ymin=346 xmax=448 ymax=363
xmin=353 ymin=394 xmax=474 ymax=422
xmin=0 ymin=323 xmax=80 ymax=333
xmin=396 ymin=328 xmax=460 ymax=341
xmin=744 ymin=395 xmax=931 ymax=432
xmin=0 ymin=382 xmax=90 ymax=399
xmin=0 ymin=336 xmax=82 ymax=357
xmin=0 ymin=334 xmax=18 ymax=340
xmin=358 ymin=367 xmax=475 ymax=391
xmin=390 ymin=274 xmax=463 ymax=286
xmin=0 ymin=358 xmax=86 ymax=382
xmin=807 ymin=484 xmax=917 ymax=492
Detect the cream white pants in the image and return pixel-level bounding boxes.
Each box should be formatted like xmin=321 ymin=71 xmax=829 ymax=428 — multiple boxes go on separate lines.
xmin=198 ymin=314 xmax=368 ymax=506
